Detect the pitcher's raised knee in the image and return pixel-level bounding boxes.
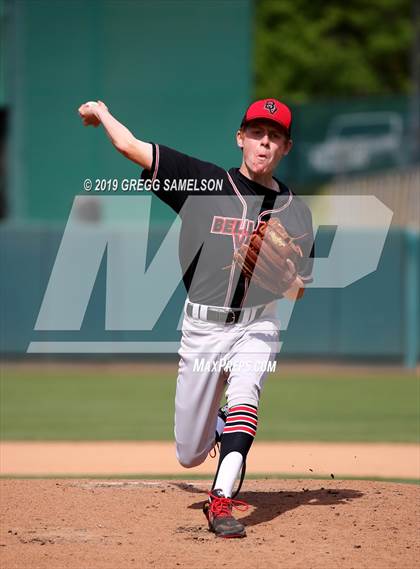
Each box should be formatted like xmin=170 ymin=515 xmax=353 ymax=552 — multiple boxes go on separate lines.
xmin=176 ymin=444 xmax=208 ymax=468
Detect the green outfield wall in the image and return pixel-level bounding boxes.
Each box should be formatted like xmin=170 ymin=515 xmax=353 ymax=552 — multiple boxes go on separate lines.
xmin=5 ymin=0 xmax=252 ymax=220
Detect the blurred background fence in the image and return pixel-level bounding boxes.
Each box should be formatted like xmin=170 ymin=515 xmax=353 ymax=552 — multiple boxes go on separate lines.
xmin=0 ymin=0 xmax=418 ymax=365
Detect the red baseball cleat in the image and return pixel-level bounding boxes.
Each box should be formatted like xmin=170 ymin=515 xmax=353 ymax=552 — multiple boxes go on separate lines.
xmin=203 ymin=489 xmax=248 ymax=538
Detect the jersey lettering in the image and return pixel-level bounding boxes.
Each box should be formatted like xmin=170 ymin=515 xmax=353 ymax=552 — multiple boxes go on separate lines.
xmin=210 ymin=216 xmax=255 ymax=249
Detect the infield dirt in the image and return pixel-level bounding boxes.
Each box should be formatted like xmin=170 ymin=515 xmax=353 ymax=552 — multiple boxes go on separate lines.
xmin=1 ymin=479 xmax=418 ymax=569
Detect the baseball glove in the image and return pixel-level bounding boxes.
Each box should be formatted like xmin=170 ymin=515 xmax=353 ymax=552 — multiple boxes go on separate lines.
xmin=233 ymin=218 xmax=303 ymax=296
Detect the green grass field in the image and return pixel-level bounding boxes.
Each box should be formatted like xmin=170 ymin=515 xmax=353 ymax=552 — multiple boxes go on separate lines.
xmin=1 ymin=368 xmax=418 ymax=442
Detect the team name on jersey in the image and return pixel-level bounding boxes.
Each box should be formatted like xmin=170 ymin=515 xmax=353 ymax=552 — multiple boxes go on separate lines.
xmin=211 ymin=216 xmax=255 ymax=249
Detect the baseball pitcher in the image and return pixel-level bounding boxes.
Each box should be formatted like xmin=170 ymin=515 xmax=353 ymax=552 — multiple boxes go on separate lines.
xmin=78 ymin=98 xmax=314 ymax=538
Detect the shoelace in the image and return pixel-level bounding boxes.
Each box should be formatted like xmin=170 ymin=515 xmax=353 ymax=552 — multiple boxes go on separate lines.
xmin=208 ymin=492 xmax=249 ymax=518
xmin=208 ymin=441 xmax=219 ymax=459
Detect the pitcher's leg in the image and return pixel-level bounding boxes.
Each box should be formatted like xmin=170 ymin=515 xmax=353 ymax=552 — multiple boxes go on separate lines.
xmin=175 ymin=354 xmax=226 ymax=467
xmin=212 ymin=318 xmax=280 ymax=497
xmin=174 ymin=315 xmax=228 ymax=468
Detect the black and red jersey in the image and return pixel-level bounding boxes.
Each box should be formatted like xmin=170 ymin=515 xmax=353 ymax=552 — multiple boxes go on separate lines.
xmin=141 ymin=143 xmax=314 ymax=308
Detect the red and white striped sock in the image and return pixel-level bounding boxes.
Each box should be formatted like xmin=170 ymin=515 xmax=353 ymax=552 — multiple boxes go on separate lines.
xmin=223 ymin=404 xmax=258 ymax=437
xmin=213 ymin=404 xmax=258 ymax=497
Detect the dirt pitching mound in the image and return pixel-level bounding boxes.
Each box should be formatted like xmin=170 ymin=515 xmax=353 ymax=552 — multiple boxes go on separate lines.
xmin=1 ymin=479 xmax=418 ymax=569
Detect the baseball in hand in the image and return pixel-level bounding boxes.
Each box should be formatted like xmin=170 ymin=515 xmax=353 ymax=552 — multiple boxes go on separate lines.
xmin=78 ymin=100 xmax=102 ymax=127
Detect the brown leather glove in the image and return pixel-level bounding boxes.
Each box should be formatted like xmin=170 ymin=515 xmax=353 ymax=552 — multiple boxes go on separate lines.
xmin=233 ymin=218 xmax=304 ymax=296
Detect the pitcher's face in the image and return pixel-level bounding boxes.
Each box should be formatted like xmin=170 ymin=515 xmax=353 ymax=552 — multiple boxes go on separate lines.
xmin=237 ymin=119 xmax=292 ymax=176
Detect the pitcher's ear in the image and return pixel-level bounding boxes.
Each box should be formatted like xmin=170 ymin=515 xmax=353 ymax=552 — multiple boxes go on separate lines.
xmin=284 ymin=138 xmax=293 ymax=155
xmin=236 ymin=129 xmax=244 ymax=149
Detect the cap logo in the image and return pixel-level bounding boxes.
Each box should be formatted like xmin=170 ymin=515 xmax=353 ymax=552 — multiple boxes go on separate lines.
xmin=264 ymin=100 xmax=278 ymax=115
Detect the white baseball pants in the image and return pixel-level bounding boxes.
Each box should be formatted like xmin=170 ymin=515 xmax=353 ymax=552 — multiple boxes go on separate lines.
xmin=175 ymin=301 xmax=280 ymax=468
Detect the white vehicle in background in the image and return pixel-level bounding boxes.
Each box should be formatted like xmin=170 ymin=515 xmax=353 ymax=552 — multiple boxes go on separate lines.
xmin=308 ymin=112 xmax=404 ymax=174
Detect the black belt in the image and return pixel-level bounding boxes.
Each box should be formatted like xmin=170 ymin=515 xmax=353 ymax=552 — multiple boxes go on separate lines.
xmin=186 ymin=302 xmax=265 ymax=325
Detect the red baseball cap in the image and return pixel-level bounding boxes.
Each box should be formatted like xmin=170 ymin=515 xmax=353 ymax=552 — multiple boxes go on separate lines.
xmin=241 ymin=98 xmax=292 ymax=136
